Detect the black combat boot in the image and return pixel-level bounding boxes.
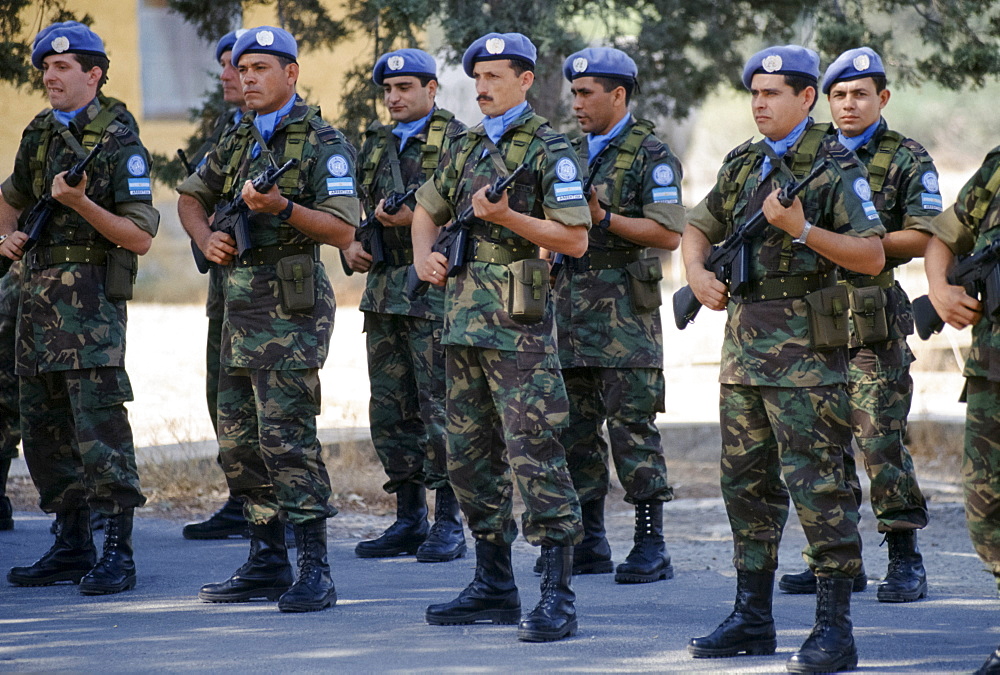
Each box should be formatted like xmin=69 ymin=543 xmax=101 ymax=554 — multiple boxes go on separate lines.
xmin=199 ymin=519 xmax=293 ymax=602
xmin=534 ymin=498 xmax=613 ymax=575
xmin=0 ymin=456 xmax=13 ymax=531
xmin=877 ymin=531 xmax=927 ymax=603
xmin=415 ymin=485 xmax=467 ymax=563
xmin=688 ymin=570 xmax=777 ymax=658
xmin=976 ymin=643 xmax=1000 ymax=674
xmin=518 ymin=546 xmax=577 ymax=642
xmin=278 ymin=520 xmax=336 ymax=612
xmin=786 ymin=576 xmax=858 ymax=673
xmin=182 ymin=495 xmax=249 ymax=540
xmin=426 ymin=539 xmax=521 ymax=625
xmin=79 ymin=509 xmax=137 ymax=595
xmin=779 ymin=567 xmax=868 ymax=594
xmin=615 ymin=500 xmax=673 ymax=583
xmin=8 ymin=508 xmax=97 ymax=585
xmin=355 ymin=482 xmax=429 ymax=557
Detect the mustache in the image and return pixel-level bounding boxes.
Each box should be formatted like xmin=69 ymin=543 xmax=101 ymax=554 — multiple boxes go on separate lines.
xmin=476 ymin=95 xmax=493 ymax=102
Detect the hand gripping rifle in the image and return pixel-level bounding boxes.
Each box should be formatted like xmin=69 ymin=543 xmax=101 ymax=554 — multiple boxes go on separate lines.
xmin=340 ymin=187 xmax=417 ymax=276
xmin=208 ymin=158 xmax=298 ymax=266
xmin=405 ymin=163 xmax=529 ymax=300
xmin=176 ymin=148 xmax=216 ymax=274
xmin=672 ymin=161 xmax=828 ymax=330
xmin=912 ymin=238 xmax=1000 ymax=339
xmin=20 ymin=142 xmax=103 ymax=254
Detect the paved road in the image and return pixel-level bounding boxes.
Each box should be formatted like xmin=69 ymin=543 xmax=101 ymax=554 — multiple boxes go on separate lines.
xmin=1 ymin=495 xmax=998 ymax=673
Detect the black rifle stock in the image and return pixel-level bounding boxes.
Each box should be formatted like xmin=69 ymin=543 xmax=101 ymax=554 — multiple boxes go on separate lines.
xmin=20 ymin=143 xmax=103 ymax=254
xmin=912 ymin=238 xmax=1000 ymax=339
xmin=210 ymin=158 xmax=298 ymax=263
xmin=406 ymin=164 xmax=529 ymax=299
xmin=341 ymin=187 xmax=417 ymax=276
xmin=672 ymin=162 xmax=828 ymax=330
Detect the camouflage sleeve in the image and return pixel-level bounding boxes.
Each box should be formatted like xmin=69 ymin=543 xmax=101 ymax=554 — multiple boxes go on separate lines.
xmin=537 ymin=135 xmax=590 ymax=228
xmin=176 ymin=129 xmax=235 ymax=212
xmin=1 ymin=127 xmax=40 ymax=210
xmin=176 ymin=171 xmax=219 ymax=214
xmin=116 ymin=200 xmax=159 ymax=237
xmin=310 ymin=137 xmax=361 ymax=226
xmin=929 ymin=206 xmax=974 ymax=256
xmin=897 ymin=140 xmax=943 ymax=234
xmin=639 ymin=138 xmax=685 ymax=233
xmin=686 ymin=194 xmax=727 ymax=243
xmin=109 ymin=129 xmax=154 ymax=206
xmin=415 ymin=179 xmax=452 ymax=226
xmin=930 ymin=149 xmax=1000 ymax=255
xmin=824 ymin=144 xmax=885 ymax=238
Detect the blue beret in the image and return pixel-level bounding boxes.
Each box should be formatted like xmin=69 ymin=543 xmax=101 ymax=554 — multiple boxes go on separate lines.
xmin=821 ymin=47 xmax=885 ymax=94
xmin=741 ymin=45 xmax=820 ymax=90
xmin=461 ymin=32 xmax=536 ymax=78
xmin=563 ymin=47 xmax=637 ymax=83
xmin=215 ymin=29 xmax=248 ymax=62
xmin=372 ymin=48 xmax=437 ymax=85
xmin=232 ymin=26 xmax=297 ymax=66
xmin=31 ymin=21 xmax=106 ymax=70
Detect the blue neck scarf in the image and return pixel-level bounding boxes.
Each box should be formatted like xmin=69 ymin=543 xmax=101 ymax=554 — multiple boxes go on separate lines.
xmin=587 ymin=114 xmax=630 ymax=164
xmin=481 ymin=101 xmax=529 ymax=145
xmin=233 ymin=108 xmax=245 ymax=126
xmin=761 ymin=116 xmax=810 ymax=179
xmin=52 ymin=102 xmax=90 ymax=128
xmin=393 ymin=110 xmax=434 ymax=152
xmin=251 ymin=94 xmax=297 ymax=158
xmin=837 ymin=118 xmax=881 ymax=153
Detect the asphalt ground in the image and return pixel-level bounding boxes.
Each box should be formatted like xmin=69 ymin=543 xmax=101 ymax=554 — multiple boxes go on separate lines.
xmin=2 ymin=491 xmax=998 ymax=673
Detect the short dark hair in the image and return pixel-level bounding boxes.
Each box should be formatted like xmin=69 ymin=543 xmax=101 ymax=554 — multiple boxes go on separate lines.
xmin=590 ymin=76 xmax=635 ymax=105
xmin=276 ymin=54 xmax=296 ymax=69
xmin=871 ymin=74 xmax=888 ymax=93
xmin=508 ymin=58 xmax=534 ymax=76
xmin=784 ymin=74 xmax=817 ymax=111
xmin=73 ymin=53 xmax=109 ymax=91
xmin=416 ymin=74 xmax=436 ymax=87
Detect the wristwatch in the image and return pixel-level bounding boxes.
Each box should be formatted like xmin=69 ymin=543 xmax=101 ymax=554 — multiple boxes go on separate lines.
xmin=277 ymin=198 xmax=295 ymax=221
xmin=598 ymin=209 xmax=612 ymax=231
xmin=0 ymin=234 xmax=7 ymax=245
xmin=793 ymin=219 xmax=813 ymax=245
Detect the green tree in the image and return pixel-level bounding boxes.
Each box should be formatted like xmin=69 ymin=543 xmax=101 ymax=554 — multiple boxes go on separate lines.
xmin=0 ymin=0 xmax=89 ymax=92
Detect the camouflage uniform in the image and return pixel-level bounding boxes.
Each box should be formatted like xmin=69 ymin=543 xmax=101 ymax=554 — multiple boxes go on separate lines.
xmin=415 ymin=105 xmax=588 ymax=546
xmin=839 ymin=119 xmax=938 ymax=533
xmin=687 ymin=121 xmax=885 ymax=577
xmin=0 ymin=263 xmax=20 ymax=465
xmin=926 ymin=148 xmax=1000 ymax=589
xmin=177 ymin=96 xmax=360 ymax=526
xmin=358 ymin=110 xmax=466 ymax=493
xmin=554 ymin=116 xmax=683 ymax=505
xmin=0 ymin=96 xmax=159 ymax=516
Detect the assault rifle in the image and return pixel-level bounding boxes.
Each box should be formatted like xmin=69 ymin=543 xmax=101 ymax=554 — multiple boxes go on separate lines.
xmin=405 ymin=164 xmax=529 ymax=299
xmin=912 ymin=238 xmax=1000 ymax=339
xmin=672 ymin=161 xmax=828 ymax=330
xmin=208 ymin=158 xmax=298 ymax=266
xmin=550 ymin=156 xmax=602 ymax=278
xmin=340 ymin=187 xmax=417 ymax=277
xmin=20 ymin=143 xmax=103 ymax=254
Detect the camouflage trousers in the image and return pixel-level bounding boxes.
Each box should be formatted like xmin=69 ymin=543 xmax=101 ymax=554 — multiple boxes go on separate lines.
xmin=561 ymin=366 xmax=673 ymax=505
xmin=445 ymin=345 xmax=582 ymax=547
xmin=20 ymin=366 xmax=145 ymax=516
xmin=720 ymin=383 xmax=862 ymax=577
xmin=365 ymin=311 xmax=448 ymax=493
xmin=845 ymin=342 xmax=928 ymax=532
xmin=217 ymin=366 xmax=335 ymax=525
xmin=0 ymin=262 xmax=21 ymax=461
xmin=962 ymin=377 xmax=1000 ymax=590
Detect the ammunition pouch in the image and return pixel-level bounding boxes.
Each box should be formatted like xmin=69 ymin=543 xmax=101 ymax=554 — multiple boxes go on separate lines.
xmin=847 ymin=284 xmax=889 ymax=346
xmin=805 ymin=284 xmax=851 ymax=350
xmin=507 ymin=257 xmax=549 ymax=323
xmin=275 ymin=253 xmax=316 ymax=312
xmin=625 ymin=257 xmax=663 ymax=314
xmin=105 ymin=247 xmax=138 ymax=301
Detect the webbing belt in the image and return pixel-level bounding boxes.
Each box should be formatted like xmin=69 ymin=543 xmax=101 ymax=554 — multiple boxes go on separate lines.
xmin=235 ymin=244 xmax=319 ymax=267
xmin=735 ymin=272 xmax=835 ymax=303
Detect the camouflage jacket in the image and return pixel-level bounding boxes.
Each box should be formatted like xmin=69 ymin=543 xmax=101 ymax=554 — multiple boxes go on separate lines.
xmin=358 ymin=108 xmax=466 ymax=319
xmin=554 ymin=116 xmax=685 ymax=368
xmin=929 ymin=147 xmax=1000 ymax=382
xmin=688 ymin=119 xmax=885 ymax=387
xmin=844 ymin=119 xmax=942 ymax=350
xmin=1 ymin=97 xmax=159 ymax=376
xmin=177 ymin=96 xmax=360 ymax=370
xmin=415 ymin=105 xmax=590 ymax=355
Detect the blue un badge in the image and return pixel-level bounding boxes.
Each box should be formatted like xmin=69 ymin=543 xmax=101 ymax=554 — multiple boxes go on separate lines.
xmin=555 ymin=157 xmax=577 ymax=182
xmin=127 ymin=154 xmax=146 ymax=177
xmin=921 ymin=171 xmax=939 ymax=193
xmin=853 ymin=177 xmax=872 ymax=201
xmin=327 ymin=155 xmax=349 ymax=177
xmin=652 ymin=164 xmax=674 ymax=186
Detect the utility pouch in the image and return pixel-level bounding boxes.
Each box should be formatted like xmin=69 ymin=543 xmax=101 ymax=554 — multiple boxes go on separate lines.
xmin=985 ymin=264 xmax=1000 ymax=323
xmin=105 ymin=247 xmax=137 ymax=301
xmin=275 ymin=253 xmax=315 ymax=312
xmin=805 ymin=284 xmax=850 ymax=350
xmin=625 ymin=257 xmax=663 ymax=314
xmin=507 ymin=257 xmax=548 ymax=323
xmin=848 ymin=285 xmax=889 ymax=345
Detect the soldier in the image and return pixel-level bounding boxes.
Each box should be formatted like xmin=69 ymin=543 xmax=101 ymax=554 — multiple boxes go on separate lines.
xmin=778 ymin=47 xmax=935 ymax=603
xmin=924 ymin=146 xmax=1000 ymax=674
xmin=181 ymin=29 xmax=255 ymax=541
xmin=412 ymin=32 xmax=588 ymax=642
xmin=548 ymin=47 xmax=682 ymax=583
xmin=2 ymin=21 xmax=159 ymax=595
xmin=177 ymin=26 xmax=359 ymax=613
xmin=683 ymin=46 xmax=885 ymax=672
xmin=0 ymin=262 xmax=20 ymax=531
xmin=344 ymin=49 xmax=468 ymax=563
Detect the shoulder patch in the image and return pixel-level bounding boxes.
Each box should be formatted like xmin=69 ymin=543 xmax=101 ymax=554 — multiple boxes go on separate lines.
xmin=824 ymin=138 xmax=860 ymax=169
xmin=724 ymin=138 xmax=753 ymax=163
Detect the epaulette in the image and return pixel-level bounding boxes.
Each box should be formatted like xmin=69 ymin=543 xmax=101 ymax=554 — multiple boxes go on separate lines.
xmin=724 ymin=138 xmax=753 ymax=163
xmin=364 ymin=119 xmax=386 ymax=138
xmin=825 ymin=138 xmax=860 ymax=169
xmin=985 ymin=144 xmax=1000 ymax=161
xmin=27 ymin=109 xmax=53 ymax=131
xmin=310 ymin=118 xmax=342 ymax=145
xmin=539 ymin=127 xmax=569 ymax=152
xmin=109 ymin=121 xmax=140 ymax=145
xmin=445 ymin=117 xmax=466 ymax=138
